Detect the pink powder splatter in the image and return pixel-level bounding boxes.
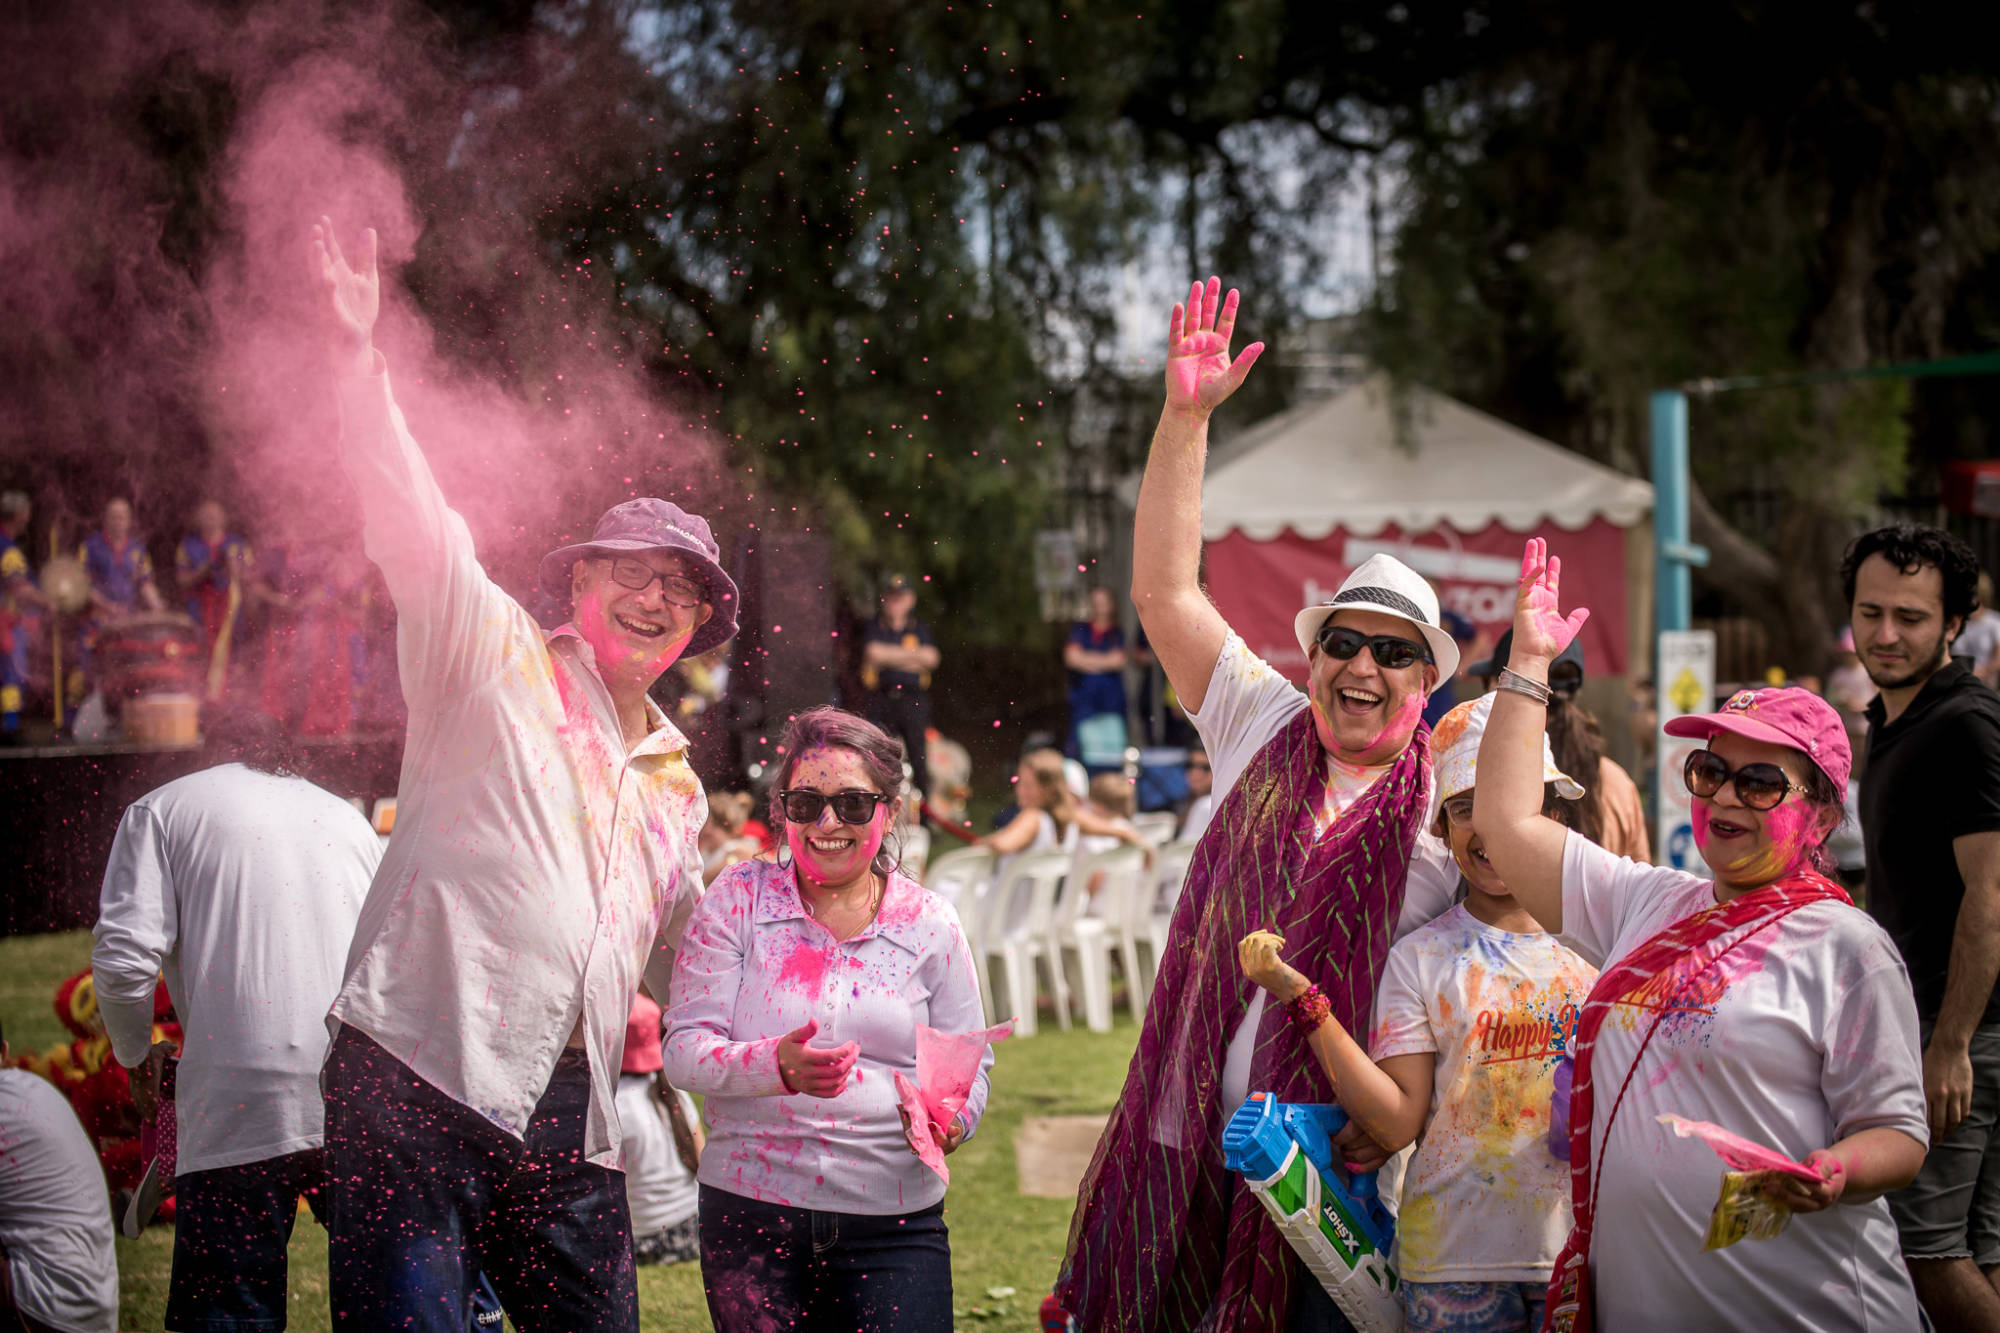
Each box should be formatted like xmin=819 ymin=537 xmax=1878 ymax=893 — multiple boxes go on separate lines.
xmin=775 ymin=938 xmax=830 ymax=995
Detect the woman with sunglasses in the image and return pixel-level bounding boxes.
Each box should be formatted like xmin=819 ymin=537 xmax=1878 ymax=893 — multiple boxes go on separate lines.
xmin=662 ymin=706 xmax=991 ymax=1332
xmin=1472 ymin=539 xmax=1927 ymax=1332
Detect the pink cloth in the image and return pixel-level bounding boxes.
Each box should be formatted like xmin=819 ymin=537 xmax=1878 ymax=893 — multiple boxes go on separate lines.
xmin=1656 ymin=1114 xmax=1821 ymax=1183
xmin=896 ymin=1020 xmax=1015 ymax=1182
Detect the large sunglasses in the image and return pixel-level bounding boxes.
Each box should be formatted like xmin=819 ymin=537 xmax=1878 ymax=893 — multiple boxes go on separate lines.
xmin=1315 ymin=623 xmax=1433 ymax=671
xmin=778 ymin=788 xmax=891 ymax=825
xmin=1682 ymin=750 xmax=1809 ymax=811
xmin=606 ymin=556 xmax=704 ymax=610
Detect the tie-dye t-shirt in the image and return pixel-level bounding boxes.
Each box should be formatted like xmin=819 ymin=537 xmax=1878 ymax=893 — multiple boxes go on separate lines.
xmin=1369 ymin=904 xmax=1598 ymax=1282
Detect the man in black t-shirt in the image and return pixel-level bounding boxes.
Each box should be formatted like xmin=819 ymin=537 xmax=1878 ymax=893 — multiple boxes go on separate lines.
xmin=860 ymin=574 xmax=939 ymax=809
xmin=1846 ymin=522 xmax=2000 ymax=1330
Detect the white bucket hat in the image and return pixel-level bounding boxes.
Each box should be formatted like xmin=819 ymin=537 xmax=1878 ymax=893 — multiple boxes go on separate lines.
xmin=1432 ymin=693 xmax=1583 ymax=803
xmin=1292 ymin=553 xmax=1462 ymax=679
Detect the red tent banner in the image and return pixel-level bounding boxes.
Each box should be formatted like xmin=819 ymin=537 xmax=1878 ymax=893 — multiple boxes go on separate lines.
xmin=1202 ymin=518 xmax=1630 ymax=682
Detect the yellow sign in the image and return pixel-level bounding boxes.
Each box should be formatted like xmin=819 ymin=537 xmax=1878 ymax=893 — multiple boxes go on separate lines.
xmin=1669 ymin=666 xmax=1705 ymax=715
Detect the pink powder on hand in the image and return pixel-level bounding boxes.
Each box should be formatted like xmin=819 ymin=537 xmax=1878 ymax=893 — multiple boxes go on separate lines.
xmin=1656 ymin=1114 xmax=1821 ymax=1182
xmin=897 ymin=1019 xmax=1015 ymax=1183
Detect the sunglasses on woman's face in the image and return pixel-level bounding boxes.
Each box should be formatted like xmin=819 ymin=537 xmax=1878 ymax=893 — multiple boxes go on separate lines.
xmin=778 ymin=789 xmax=890 ymax=825
xmin=1315 ymin=624 xmax=1433 ymax=671
xmin=1682 ymin=749 xmax=1808 ymax=811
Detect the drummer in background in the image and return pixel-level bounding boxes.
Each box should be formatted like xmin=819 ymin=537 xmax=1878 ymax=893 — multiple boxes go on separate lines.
xmin=175 ymin=499 xmax=251 ymax=648
xmin=82 ymin=498 xmax=163 ymax=620
xmin=1 ymin=490 xmax=49 ymax=743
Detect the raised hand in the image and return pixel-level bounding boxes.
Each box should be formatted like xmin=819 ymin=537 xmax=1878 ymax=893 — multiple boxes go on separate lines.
xmin=1237 ymin=929 xmax=1310 ymax=1003
xmin=1164 ymin=276 xmax=1264 ymax=416
xmin=309 ymin=216 xmax=379 ymax=373
xmin=1512 ymin=537 xmax=1591 ymax=668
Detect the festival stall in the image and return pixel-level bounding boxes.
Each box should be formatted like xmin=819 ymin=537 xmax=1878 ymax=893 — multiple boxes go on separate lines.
xmin=1200 ymin=374 xmax=1655 ymax=680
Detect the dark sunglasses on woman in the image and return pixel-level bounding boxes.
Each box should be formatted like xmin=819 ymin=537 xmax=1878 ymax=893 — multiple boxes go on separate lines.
xmin=1315 ymin=623 xmax=1433 ymax=671
xmin=778 ymin=789 xmax=892 ymax=825
xmin=1682 ymin=749 xmax=1809 ymax=811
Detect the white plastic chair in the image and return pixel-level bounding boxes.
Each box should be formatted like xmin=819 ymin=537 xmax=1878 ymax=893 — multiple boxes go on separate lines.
xmin=1132 ymin=840 xmax=1198 ymax=1006
xmin=980 ymin=848 xmax=1074 ymax=1037
xmin=919 ymin=844 xmax=996 ymax=1016
xmin=896 ymin=824 xmax=933 ymax=882
xmin=1056 ymin=844 xmax=1147 ymax=1032
xmin=1129 ymin=811 xmax=1179 ymax=846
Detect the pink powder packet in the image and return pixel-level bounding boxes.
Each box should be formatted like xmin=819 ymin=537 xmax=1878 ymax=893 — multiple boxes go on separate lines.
xmin=897 ymin=1019 xmax=1014 ymax=1183
xmin=1656 ymin=1113 xmax=1821 ymax=1183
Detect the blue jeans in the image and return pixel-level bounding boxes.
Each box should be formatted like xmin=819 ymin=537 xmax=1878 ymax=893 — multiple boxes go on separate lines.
xmin=322 ymin=1026 xmax=636 ymax=1332
xmin=167 ymin=1150 xmax=327 ymax=1331
xmin=696 ymin=1184 xmax=952 ymax=1332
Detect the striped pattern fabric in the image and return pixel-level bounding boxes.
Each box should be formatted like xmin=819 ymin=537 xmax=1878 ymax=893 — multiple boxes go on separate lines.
xmin=1056 ymin=706 xmax=1432 ymax=1330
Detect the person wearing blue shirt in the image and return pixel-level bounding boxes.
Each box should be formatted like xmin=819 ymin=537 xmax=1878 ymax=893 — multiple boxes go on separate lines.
xmin=1065 ymin=587 xmax=1128 ymax=773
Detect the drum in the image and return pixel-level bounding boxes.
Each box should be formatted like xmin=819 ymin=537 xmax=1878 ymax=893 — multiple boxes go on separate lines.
xmin=94 ymin=613 xmax=204 ymax=700
xmin=122 ymin=692 xmax=200 ymax=746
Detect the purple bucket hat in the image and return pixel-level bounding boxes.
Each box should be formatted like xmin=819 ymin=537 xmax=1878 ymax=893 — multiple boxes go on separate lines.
xmin=538 ymin=498 xmax=739 ymax=657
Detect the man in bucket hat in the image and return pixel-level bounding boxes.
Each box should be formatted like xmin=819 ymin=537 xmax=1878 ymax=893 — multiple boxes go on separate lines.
xmin=309 ymin=219 xmax=733 ymax=1331
xmin=1055 ymin=278 xmax=1463 ymax=1332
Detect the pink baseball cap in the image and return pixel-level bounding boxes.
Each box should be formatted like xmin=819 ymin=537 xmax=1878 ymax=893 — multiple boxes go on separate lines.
xmin=1663 ymin=686 xmax=1851 ymax=792
xmin=622 ymin=993 xmax=664 ymax=1075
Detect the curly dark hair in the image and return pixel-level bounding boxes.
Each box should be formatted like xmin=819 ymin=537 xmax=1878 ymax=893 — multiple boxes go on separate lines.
xmin=1839 ymin=523 xmax=1981 ymax=629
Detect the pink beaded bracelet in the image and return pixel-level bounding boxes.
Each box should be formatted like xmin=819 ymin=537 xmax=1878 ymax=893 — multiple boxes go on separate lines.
xmin=1287 ymin=984 xmax=1332 ymax=1032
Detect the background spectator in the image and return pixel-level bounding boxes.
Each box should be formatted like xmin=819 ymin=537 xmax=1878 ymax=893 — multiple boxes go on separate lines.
xmin=860 ymin=574 xmax=939 ymax=811
xmin=1065 ymin=586 xmax=1129 ymax=774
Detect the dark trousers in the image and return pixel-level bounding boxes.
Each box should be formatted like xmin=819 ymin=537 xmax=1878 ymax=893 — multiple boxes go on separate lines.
xmin=865 ymin=687 xmax=931 ymax=804
xmin=168 ymin=1149 xmax=327 ymax=1331
xmin=697 ymin=1184 xmax=952 ymax=1332
xmin=322 ymin=1026 xmax=637 ymax=1333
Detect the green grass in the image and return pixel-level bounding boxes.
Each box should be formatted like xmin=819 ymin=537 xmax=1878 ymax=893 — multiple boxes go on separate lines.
xmin=5 ymin=930 xmax=1139 ymax=1332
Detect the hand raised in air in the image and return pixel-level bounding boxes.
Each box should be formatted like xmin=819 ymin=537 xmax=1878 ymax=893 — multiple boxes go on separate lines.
xmin=1164 ymin=276 xmax=1264 ymax=416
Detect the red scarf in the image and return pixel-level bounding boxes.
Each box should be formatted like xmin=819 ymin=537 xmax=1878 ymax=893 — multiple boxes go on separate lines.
xmin=1542 ymin=869 xmax=1851 ymax=1333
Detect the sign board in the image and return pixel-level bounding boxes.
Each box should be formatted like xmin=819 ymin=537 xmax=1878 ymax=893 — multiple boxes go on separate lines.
xmin=1655 ymin=629 xmax=1717 ymax=876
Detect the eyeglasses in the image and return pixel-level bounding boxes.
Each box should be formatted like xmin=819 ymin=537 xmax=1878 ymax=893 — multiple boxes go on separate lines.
xmin=1316 ymin=623 xmax=1433 ymax=671
xmin=1440 ymin=795 xmax=1476 ymax=826
xmin=1682 ymin=750 xmax=1809 ymax=811
xmin=778 ymin=788 xmax=891 ymax=825
xmin=1186 ymin=761 xmax=1211 ymax=773
xmin=606 ymin=556 xmax=705 ymax=610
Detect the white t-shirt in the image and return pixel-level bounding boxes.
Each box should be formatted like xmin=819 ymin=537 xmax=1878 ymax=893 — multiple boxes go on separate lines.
xmin=614 ymin=1073 xmax=700 ymax=1234
xmin=1558 ymin=833 xmax=1927 ymax=1332
xmin=1186 ymin=633 xmax=1459 ymax=1116
xmin=92 ymin=764 xmax=379 ymax=1173
xmin=1953 ymin=608 xmax=2000 ymax=667
xmin=1369 ymin=904 xmax=1598 ymax=1282
xmin=0 ymin=1070 xmax=119 ymax=1333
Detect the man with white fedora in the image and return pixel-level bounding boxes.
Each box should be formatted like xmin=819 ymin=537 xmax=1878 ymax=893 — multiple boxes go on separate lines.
xmin=310 ymin=218 xmax=733 ymax=1331
xmin=1057 ymin=277 xmax=1461 ymax=1333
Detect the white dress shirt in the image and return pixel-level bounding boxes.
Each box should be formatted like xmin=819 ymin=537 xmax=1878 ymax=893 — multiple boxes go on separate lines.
xmin=92 ymin=763 xmax=378 ymax=1173
xmin=663 ymin=860 xmax=991 ymax=1215
xmin=327 ymin=358 xmax=707 ymax=1168
xmin=0 ymin=1070 xmax=119 ymax=1333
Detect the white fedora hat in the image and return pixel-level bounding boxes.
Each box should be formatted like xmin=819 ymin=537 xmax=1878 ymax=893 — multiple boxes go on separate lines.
xmin=1291 ymin=553 xmax=1461 ymax=679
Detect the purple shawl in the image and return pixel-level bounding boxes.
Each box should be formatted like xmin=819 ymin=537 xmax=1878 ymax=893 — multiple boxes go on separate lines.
xmin=1056 ymin=705 xmax=1431 ymax=1331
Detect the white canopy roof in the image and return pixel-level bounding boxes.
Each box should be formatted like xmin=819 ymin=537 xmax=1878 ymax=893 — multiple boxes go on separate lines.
xmin=1199 ymin=374 xmax=1654 ymax=540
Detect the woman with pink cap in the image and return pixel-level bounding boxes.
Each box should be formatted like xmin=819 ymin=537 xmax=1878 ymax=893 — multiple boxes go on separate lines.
xmin=1473 ymin=538 xmax=1928 ymax=1333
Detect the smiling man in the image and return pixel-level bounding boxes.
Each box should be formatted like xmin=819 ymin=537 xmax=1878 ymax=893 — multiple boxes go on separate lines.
xmin=1055 ymin=279 xmax=1462 ymax=1333
xmin=308 ymin=220 xmax=736 ymax=1331
xmin=1844 ymin=523 xmax=2000 ymax=1332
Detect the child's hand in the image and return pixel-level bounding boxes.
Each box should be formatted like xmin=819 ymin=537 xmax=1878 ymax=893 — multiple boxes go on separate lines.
xmin=1238 ymin=930 xmax=1310 ymax=1002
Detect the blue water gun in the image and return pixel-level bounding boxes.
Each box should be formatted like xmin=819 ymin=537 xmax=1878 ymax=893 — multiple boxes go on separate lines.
xmin=1222 ymin=1092 xmax=1403 ymax=1331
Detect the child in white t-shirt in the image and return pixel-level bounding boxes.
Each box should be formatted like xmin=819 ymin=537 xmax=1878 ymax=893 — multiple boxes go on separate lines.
xmin=1240 ymin=694 xmax=1598 ymax=1332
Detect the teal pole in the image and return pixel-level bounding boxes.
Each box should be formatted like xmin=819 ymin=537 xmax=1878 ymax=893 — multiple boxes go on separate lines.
xmin=1650 ymin=388 xmax=1705 ymax=637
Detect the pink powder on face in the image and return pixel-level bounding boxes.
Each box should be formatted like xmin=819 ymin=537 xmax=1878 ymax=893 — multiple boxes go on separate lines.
xmin=1702 ymin=796 xmax=1818 ymax=885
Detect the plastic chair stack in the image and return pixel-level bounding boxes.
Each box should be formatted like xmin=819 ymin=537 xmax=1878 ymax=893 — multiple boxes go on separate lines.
xmin=1055 ymin=843 xmax=1148 ymax=1032
xmin=1130 ymin=840 xmax=1198 ymax=1007
xmin=920 ymin=844 xmax=997 ymax=1018
xmin=979 ymin=848 xmax=1074 ymax=1037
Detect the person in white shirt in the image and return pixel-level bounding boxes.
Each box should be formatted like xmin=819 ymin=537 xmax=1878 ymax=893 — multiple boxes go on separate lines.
xmin=615 ymin=993 xmax=702 ymax=1268
xmin=0 ymin=1022 xmax=119 ymax=1333
xmin=1242 ymin=693 xmax=1599 ymax=1332
xmin=1475 ymin=537 xmax=1928 ymax=1333
xmin=1054 ymin=277 xmax=1463 ymax=1333
xmin=309 ymin=220 xmax=729 ymax=1330
xmin=1177 ymin=742 xmax=1215 ymax=843
xmin=90 ymin=715 xmax=377 ymax=1331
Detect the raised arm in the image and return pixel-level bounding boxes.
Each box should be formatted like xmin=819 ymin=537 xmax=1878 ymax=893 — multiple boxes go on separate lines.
xmin=1130 ymin=278 xmax=1263 ymax=716
xmin=1472 ymin=538 xmax=1591 ymax=933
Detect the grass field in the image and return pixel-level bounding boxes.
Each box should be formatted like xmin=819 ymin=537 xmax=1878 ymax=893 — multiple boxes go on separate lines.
xmin=3 ymin=930 xmax=1139 ymax=1332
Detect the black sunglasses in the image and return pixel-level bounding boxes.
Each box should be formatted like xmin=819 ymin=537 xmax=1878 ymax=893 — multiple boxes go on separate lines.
xmin=1315 ymin=623 xmax=1433 ymax=671
xmin=606 ymin=556 xmax=704 ymax=610
xmin=778 ymin=788 xmax=891 ymax=825
xmin=1682 ymin=750 xmax=1808 ymax=811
